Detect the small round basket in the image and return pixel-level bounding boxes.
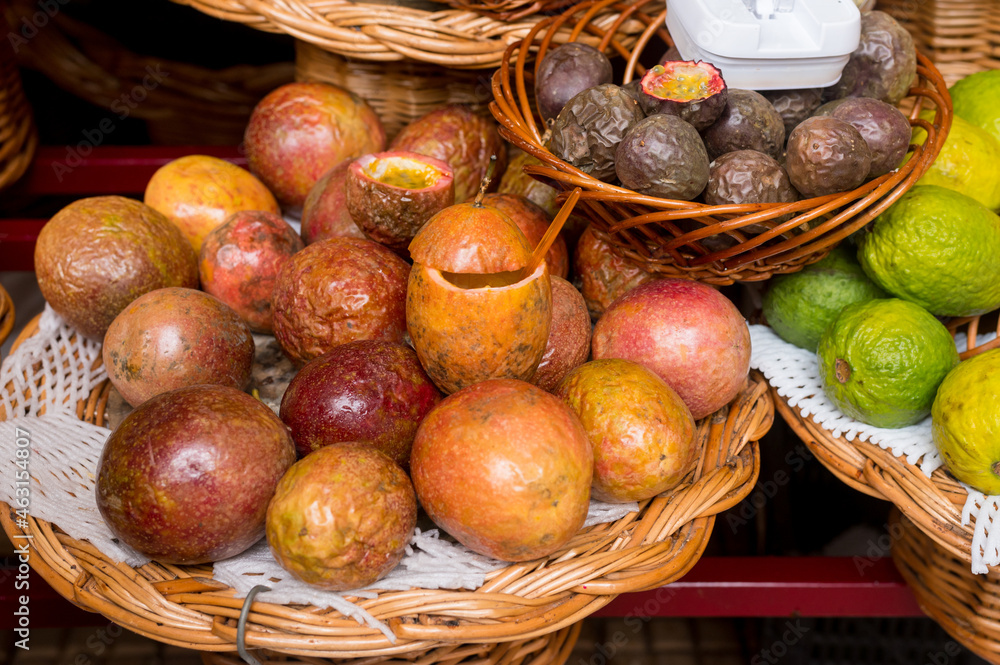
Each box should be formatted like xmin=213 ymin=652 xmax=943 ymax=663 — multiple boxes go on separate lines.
xmin=200 ymin=622 xmax=580 ymax=665
xmin=892 ymin=511 xmax=1000 ymax=665
xmin=0 ymin=9 xmax=37 ymax=191
xmin=771 ymin=310 xmax=1000 ymax=565
xmin=5 ymin=0 xmax=294 ymax=145
xmin=490 ymin=0 xmax=953 ymax=285
xmin=0 ymin=314 xmax=771 ymax=660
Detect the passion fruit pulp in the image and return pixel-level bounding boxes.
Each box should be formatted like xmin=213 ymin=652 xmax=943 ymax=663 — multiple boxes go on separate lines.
xmin=637 ymin=60 xmax=728 ymax=130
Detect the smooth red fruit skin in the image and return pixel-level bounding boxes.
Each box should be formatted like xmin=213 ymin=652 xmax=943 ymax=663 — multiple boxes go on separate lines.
xmin=591 ymin=279 xmax=750 ymax=420
xmin=301 ymin=161 xmax=366 ymax=244
xmin=96 ymin=385 xmax=296 ymax=565
xmin=271 ymin=237 xmax=410 ymax=366
xmin=279 ymin=340 xmax=442 ymax=467
xmin=481 ymin=193 xmax=569 ymax=279
xmin=244 ymin=82 xmax=386 ymax=209
xmin=199 ymin=211 xmax=304 ymax=334
xmin=532 ymin=276 xmax=592 ymax=392
xmin=410 ymin=379 xmax=593 ymax=562
xmin=102 ymin=287 xmax=255 ymax=407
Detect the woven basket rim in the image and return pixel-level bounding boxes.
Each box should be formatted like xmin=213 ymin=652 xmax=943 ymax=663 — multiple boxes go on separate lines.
xmin=1 ymin=312 xmax=772 ymax=658
xmin=166 ymin=0 xmax=639 ymax=69
xmin=489 ymin=0 xmax=953 ymax=284
xmin=891 ymin=511 xmax=1000 ymax=665
xmin=0 ymin=283 xmax=13 ymax=354
xmin=769 ymin=311 xmax=1000 ymax=568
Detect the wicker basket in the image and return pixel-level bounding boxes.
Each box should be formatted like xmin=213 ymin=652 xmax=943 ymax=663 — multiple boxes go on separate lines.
xmin=880 ymin=0 xmax=1000 ymax=87
xmin=0 ymin=314 xmax=771 ymax=659
xmin=490 ymin=0 xmax=953 ymax=285
xmin=892 ymin=511 xmax=1000 ymax=665
xmin=0 ymin=284 xmax=13 ymax=358
xmin=200 ymin=623 xmax=580 ymax=665
xmin=4 ymin=0 xmax=294 ymax=146
xmin=772 ymin=310 xmax=1000 ymax=565
xmin=0 ymin=9 xmax=37 ymax=191
xmin=295 ymin=41 xmax=497 ymax=139
xmin=169 ymin=0 xmax=641 ymax=70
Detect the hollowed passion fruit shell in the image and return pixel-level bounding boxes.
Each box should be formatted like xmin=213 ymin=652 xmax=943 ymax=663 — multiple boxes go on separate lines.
xmin=637 ymin=60 xmax=728 ymax=131
xmin=346 ymin=151 xmax=455 ymax=252
xmin=406 ymin=200 xmax=552 ymax=395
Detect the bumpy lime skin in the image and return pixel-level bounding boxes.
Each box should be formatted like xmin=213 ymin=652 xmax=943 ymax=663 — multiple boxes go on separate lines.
xmin=763 ymin=245 xmax=886 ymax=351
xmin=817 ymin=298 xmax=959 ymax=429
xmin=858 ymin=185 xmax=1000 ymax=317
xmin=932 ymin=349 xmax=1000 ymax=495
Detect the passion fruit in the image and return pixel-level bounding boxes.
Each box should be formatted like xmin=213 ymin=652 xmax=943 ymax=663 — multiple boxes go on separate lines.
xmin=574 ymin=225 xmax=661 ymax=320
xmin=532 ymin=276 xmax=592 ymax=393
xmin=481 ymin=193 xmax=569 ymax=279
xmin=701 ymin=89 xmax=785 ymax=161
xmin=534 ymin=42 xmax=614 ymax=122
xmin=819 ymin=97 xmax=911 ymax=178
xmin=786 ymin=116 xmax=872 ymax=198
xmin=635 ymin=60 xmax=728 ymax=131
xmin=346 ymin=151 xmax=455 ymax=251
xmin=761 ymin=88 xmax=824 ymax=138
xmin=406 ymin=181 xmax=552 ymax=394
xmin=705 ymin=150 xmax=798 ymax=209
xmin=824 ymin=10 xmax=917 ymax=105
xmin=615 ymin=114 xmax=710 ymax=200
xmin=549 ymin=84 xmax=645 ymax=182
xmin=301 ymin=161 xmax=365 ymax=244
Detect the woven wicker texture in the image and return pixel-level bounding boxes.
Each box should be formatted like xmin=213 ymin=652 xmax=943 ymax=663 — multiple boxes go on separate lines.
xmin=0 ymin=284 xmax=13 ymax=354
xmin=0 ymin=9 xmax=37 ymax=191
xmin=0 ymin=314 xmax=771 ymax=659
xmin=168 ymin=0 xmax=640 ymax=69
xmin=880 ymin=0 xmax=1000 ymax=87
xmin=3 ymin=0 xmax=294 ymax=145
xmin=200 ymin=622 xmax=580 ymax=665
xmin=490 ymin=0 xmax=952 ymax=285
xmin=772 ymin=311 xmax=1000 ymax=565
xmin=295 ymin=41 xmax=496 ymax=139
xmin=893 ymin=511 xmax=1000 ymax=665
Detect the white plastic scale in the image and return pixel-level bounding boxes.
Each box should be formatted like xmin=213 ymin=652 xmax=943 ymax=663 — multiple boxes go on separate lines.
xmin=666 ymin=0 xmax=862 ymax=90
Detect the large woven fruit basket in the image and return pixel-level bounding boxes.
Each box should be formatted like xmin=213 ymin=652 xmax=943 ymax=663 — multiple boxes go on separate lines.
xmin=489 ymin=0 xmax=952 ymax=285
xmin=0 ymin=309 xmax=771 ymax=660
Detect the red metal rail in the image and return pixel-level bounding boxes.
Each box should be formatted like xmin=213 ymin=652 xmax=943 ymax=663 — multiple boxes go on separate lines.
xmin=0 ymin=556 xmax=923 ymax=630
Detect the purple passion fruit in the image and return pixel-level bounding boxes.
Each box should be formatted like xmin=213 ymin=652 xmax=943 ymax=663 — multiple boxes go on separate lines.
xmin=346 ymin=151 xmax=455 ymax=251
xmin=550 ymin=84 xmax=645 ymax=182
xmin=532 ymin=276 xmax=592 ymax=393
xmin=636 ymin=60 xmax=728 ymax=131
xmin=819 ymin=97 xmax=911 ymax=178
xmin=824 ymin=10 xmax=917 ymax=105
xmin=535 ymin=42 xmax=614 ymax=122
xmin=705 ymin=150 xmax=798 ymax=209
xmin=761 ymin=88 xmax=825 ymax=138
xmin=616 ymin=114 xmax=710 ymax=200
xmin=701 ymin=89 xmax=786 ymax=161
xmin=786 ymin=116 xmax=873 ymax=198
xmin=301 ymin=161 xmax=366 ymax=244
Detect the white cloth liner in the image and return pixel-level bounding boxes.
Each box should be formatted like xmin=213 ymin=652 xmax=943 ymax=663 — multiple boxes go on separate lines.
xmin=749 ymin=324 xmax=1000 ymax=574
xmin=0 ymin=306 xmax=639 ymax=640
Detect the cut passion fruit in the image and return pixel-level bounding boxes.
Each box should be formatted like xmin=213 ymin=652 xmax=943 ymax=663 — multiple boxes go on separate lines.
xmin=346 ymin=151 xmax=455 ymax=251
xmin=407 ymin=174 xmax=552 ymax=394
xmin=637 ymin=60 xmax=728 ymax=131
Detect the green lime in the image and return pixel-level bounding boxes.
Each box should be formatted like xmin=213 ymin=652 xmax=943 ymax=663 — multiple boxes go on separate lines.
xmin=857 ymin=185 xmax=1000 ymax=317
xmin=933 ymin=349 xmax=1000 ymax=494
xmin=949 ymin=70 xmax=1000 ymax=146
xmin=763 ymin=244 xmax=887 ymax=351
xmin=818 ymin=298 xmax=959 ymax=429
xmin=911 ymin=112 xmax=1000 ymax=211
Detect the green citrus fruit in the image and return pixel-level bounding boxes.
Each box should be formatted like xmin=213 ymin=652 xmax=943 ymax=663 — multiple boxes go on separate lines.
xmin=911 ymin=112 xmax=1000 ymax=211
xmin=763 ymin=245 xmax=887 ymax=351
xmin=818 ymin=298 xmax=959 ymax=429
xmin=932 ymin=349 xmax=1000 ymax=495
xmin=857 ymin=185 xmax=1000 ymax=317
xmin=949 ymin=70 xmax=1000 ymax=146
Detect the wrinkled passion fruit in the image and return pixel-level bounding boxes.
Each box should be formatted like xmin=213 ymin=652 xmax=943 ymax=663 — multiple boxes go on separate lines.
xmin=636 ymin=60 xmax=728 ymax=131
xmin=346 ymin=151 xmax=455 ymax=251
xmin=616 ymin=114 xmax=710 ymax=200
xmin=761 ymin=88 xmax=824 ymax=138
xmin=820 ymin=97 xmax=911 ymax=178
xmin=549 ymin=84 xmax=645 ymax=182
xmin=786 ymin=116 xmax=872 ymax=198
xmin=824 ymin=11 xmax=917 ymax=105
xmin=535 ymin=42 xmax=614 ymax=122
xmin=701 ymin=89 xmax=785 ymax=161
xmin=705 ymin=150 xmax=798 ymax=208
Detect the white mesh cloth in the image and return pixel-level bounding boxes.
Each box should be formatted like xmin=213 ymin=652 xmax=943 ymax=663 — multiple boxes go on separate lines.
xmin=749 ymin=324 xmax=1000 ymax=574
xmin=0 ymin=305 xmax=640 ymax=638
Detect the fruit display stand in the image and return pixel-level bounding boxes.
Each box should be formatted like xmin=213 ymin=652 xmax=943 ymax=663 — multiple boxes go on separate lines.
xmin=0 ymin=301 xmax=770 ymax=662
xmin=490 ymin=0 xmax=952 ymax=285
xmin=763 ymin=310 xmax=1000 ymax=662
